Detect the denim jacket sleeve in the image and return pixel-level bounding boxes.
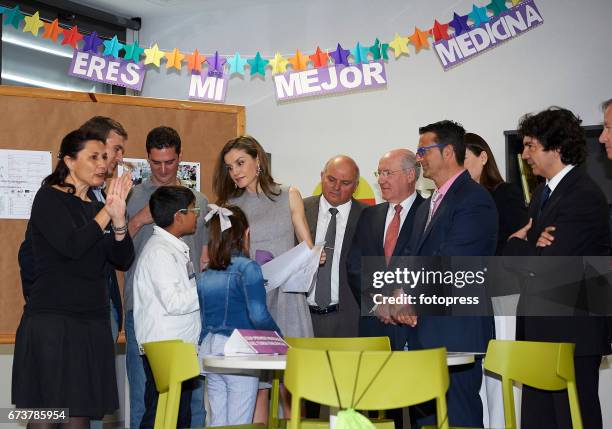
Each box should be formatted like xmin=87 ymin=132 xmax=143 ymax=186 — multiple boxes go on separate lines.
xmin=240 ymin=261 xmax=283 ymax=336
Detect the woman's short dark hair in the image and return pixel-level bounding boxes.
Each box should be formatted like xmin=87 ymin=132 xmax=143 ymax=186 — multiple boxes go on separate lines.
xmin=518 ymin=107 xmax=586 ymax=165
xmin=41 ymin=129 xmax=106 ymax=193
xmin=213 ymin=135 xmax=279 ymax=204
xmin=80 ymin=116 xmax=128 ymax=140
xmin=146 ymin=126 xmax=181 ymax=155
xmin=149 ymin=186 xmax=195 ymax=228
xmin=418 ymin=120 xmax=467 ymax=165
xmin=465 ymin=132 xmax=504 ymax=192
xmin=207 ymin=205 xmax=249 ymax=270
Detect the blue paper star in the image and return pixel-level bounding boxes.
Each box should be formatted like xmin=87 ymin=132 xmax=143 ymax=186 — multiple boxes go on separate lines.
xmin=102 ymin=35 xmax=124 ymax=59
xmin=82 ymin=31 xmax=103 ymax=54
xmin=227 ymin=52 xmax=248 ymax=75
xmin=468 ymin=4 xmax=490 ymax=27
xmin=350 ymin=42 xmax=370 ymax=64
xmin=123 ymin=41 xmax=145 ymax=62
xmin=449 ymin=12 xmax=470 ymax=36
xmin=329 ymin=43 xmax=350 ymax=66
xmin=247 ymin=52 xmax=269 ymax=77
xmin=206 ymin=51 xmax=227 ymax=77
xmin=4 ymin=5 xmax=24 ymax=29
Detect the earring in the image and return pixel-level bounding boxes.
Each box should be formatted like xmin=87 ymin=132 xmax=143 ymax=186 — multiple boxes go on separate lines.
xmin=256 ymin=165 xmax=262 ymax=176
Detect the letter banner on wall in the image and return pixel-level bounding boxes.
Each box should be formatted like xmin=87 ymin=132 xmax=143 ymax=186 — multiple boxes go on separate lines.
xmin=274 ymin=61 xmax=387 ymax=101
xmin=434 ymin=0 xmax=543 ymax=70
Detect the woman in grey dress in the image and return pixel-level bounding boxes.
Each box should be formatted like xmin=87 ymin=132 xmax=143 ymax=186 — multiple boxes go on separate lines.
xmin=213 ymin=135 xmax=315 ymax=338
xmin=212 ymin=135 xmax=316 ymax=421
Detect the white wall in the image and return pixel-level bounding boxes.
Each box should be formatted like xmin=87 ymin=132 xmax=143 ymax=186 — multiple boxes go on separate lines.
xmin=134 ymin=0 xmax=612 ymax=200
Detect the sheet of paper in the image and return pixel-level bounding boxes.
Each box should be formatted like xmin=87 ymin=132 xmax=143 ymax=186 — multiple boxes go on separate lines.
xmin=0 ymin=149 xmax=52 ymax=219
xmin=261 ymin=241 xmax=324 ymax=293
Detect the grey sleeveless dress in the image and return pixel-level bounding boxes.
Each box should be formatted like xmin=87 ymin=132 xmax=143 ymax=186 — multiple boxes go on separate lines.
xmin=230 ymin=185 xmax=314 ymax=338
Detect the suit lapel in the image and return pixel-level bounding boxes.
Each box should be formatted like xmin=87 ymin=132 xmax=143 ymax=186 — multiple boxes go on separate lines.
xmin=340 ymin=199 xmax=361 ymax=259
xmin=393 ymin=194 xmax=423 ymax=256
xmin=304 ymin=195 xmax=320 ymax=239
xmin=374 ymin=202 xmax=389 ymax=255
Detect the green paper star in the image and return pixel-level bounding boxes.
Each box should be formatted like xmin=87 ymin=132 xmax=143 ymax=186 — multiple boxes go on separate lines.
xmin=487 ymin=0 xmax=509 ymax=17
xmin=4 ymin=5 xmax=24 ymax=29
xmin=369 ymin=38 xmax=389 ymax=61
xmin=123 ymin=41 xmax=145 ymax=62
xmin=247 ymin=52 xmax=269 ymax=77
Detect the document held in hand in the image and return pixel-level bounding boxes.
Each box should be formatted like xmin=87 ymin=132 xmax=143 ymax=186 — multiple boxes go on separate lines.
xmin=224 ymin=329 xmax=289 ymax=356
xmin=261 ymin=241 xmax=324 ymax=293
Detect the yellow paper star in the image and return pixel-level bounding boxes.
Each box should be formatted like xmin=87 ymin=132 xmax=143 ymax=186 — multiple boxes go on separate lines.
xmin=144 ymin=44 xmax=166 ymax=67
xmin=510 ymin=0 xmax=523 ymax=5
xmin=288 ymin=49 xmax=309 ymax=71
xmin=388 ymin=33 xmax=410 ymax=58
xmin=23 ymin=11 xmax=45 ymax=36
xmin=165 ymin=48 xmax=185 ymax=70
xmin=269 ymin=52 xmax=289 ymax=75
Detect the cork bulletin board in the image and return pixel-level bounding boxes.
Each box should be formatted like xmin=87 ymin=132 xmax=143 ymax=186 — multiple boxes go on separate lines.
xmin=0 ymin=85 xmax=245 ymax=343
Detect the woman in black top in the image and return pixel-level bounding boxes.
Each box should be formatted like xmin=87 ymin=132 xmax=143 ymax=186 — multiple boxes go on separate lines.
xmin=12 ymin=130 xmax=134 ymax=428
xmin=464 ymin=132 xmax=528 ymax=255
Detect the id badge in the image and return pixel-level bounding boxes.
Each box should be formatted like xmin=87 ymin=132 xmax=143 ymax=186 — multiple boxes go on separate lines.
xmin=187 ymin=260 xmax=196 ymax=280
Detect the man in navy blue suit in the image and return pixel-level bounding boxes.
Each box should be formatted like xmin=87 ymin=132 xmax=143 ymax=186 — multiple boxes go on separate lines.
xmin=401 ymin=120 xmax=497 ymax=428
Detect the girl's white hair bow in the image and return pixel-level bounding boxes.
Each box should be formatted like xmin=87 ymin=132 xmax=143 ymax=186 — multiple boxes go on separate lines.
xmin=204 ymin=204 xmax=234 ymax=232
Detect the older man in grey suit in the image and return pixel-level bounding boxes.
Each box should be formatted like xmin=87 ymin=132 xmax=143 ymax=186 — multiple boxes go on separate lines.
xmin=303 ymin=155 xmax=365 ymax=338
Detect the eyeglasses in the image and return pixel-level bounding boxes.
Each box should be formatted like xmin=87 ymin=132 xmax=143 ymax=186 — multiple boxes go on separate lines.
xmin=177 ymin=207 xmax=201 ymax=216
xmin=416 ymin=143 xmax=445 ymax=157
xmin=374 ymin=168 xmax=409 ymax=179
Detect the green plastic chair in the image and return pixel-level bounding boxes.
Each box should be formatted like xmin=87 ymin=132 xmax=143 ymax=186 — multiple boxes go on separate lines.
xmin=143 ymin=339 xmax=265 ymax=429
xmin=285 ymin=336 xmax=391 ymax=351
xmin=483 ymin=339 xmax=583 ymax=429
xmin=285 ymin=347 xmax=450 ymax=429
xmin=281 ymin=337 xmax=392 ymax=429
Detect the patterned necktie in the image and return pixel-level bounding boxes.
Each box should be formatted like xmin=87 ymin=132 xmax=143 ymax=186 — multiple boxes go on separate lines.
xmin=425 ymin=190 xmax=441 ymax=230
xmin=383 ymin=204 xmax=402 ymax=264
xmin=315 ymin=207 xmax=338 ymax=308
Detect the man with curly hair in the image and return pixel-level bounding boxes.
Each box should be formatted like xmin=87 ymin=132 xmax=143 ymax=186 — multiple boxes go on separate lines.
xmin=504 ymin=107 xmax=610 ymax=429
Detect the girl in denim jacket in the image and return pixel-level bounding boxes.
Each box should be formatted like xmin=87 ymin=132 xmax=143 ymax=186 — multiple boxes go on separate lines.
xmin=197 ymin=204 xmax=282 ymax=425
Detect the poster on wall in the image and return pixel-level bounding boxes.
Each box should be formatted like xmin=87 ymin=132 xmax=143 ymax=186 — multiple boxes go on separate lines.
xmin=0 ymin=149 xmax=52 ymax=219
xmin=119 ymin=158 xmax=200 ymax=191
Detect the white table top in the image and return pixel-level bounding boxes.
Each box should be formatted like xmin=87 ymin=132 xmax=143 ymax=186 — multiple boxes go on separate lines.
xmin=202 ymin=351 xmax=476 ymax=371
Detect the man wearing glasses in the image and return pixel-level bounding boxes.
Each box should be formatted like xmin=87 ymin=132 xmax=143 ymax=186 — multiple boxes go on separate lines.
xmin=347 ymin=148 xmax=424 ymax=428
xmin=125 ymin=126 xmax=209 ymax=429
xmin=400 ymin=120 xmax=497 ymax=428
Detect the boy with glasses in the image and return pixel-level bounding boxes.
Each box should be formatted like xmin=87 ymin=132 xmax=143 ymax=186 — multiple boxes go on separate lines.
xmin=133 ymin=185 xmax=202 ymax=429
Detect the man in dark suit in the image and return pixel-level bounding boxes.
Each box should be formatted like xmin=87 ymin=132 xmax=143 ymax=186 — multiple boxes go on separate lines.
xmin=504 ymin=107 xmax=611 ymax=429
xmin=303 ymin=155 xmax=365 ymax=338
xmin=347 ymin=149 xmax=424 ymax=349
xmin=401 ymin=120 xmax=497 ymax=428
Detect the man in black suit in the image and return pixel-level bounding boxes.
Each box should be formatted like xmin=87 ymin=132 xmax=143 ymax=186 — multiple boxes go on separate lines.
xmin=347 ymin=149 xmax=424 ymax=350
xmin=303 ymin=155 xmax=365 ymax=338
xmin=399 ymin=120 xmax=497 ymax=428
xmin=504 ymin=107 xmax=611 ymax=429
xmin=600 ymin=98 xmax=612 ymax=160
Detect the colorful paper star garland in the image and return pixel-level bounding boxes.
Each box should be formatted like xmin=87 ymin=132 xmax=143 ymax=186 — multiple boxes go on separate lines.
xmin=124 ymin=41 xmax=145 ymax=62
xmin=23 ymin=11 xmax=44 ymax=36
xmin=409 ymin=27 xmax=430 ymax=52
xmin=309 ymin=47 xmax=329 ymax=68
xmin=165 ymin=48 xmax=185 ymax=70
xmin=186 ymin=49 xmax=206 ymax=72
xmin=247 ymin=52 xmax=269 ymax=77
xmin=388 ymin=33 xmax=410 ymax=58
xmin=103 ymin=35 xmax=124 ymax=58
xmin=42 ymin=18 xmax=61 ymax=42
xmin=228 ymin=52 xmax=248 ymax=75
xmin=289 ymin=49 xmax=309 ymax=71
xmin=144 ymin=44 xmax=165 ymax=67
xmin=269 ymin=52 xmax=289 ymax=75
xmin=61 ymin=26 xmax=83 ymax=49
xmin=329 ymin=43 xmax=350 ymax=66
